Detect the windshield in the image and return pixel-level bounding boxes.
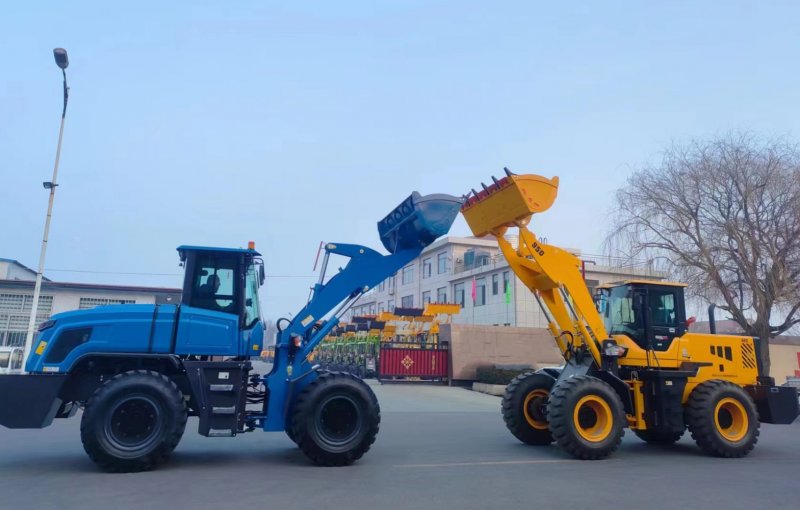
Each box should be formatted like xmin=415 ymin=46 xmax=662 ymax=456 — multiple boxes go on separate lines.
xmin=244 ymin=261 xmax=263 ymax=328
xmin=603 ymin=285 xmax=643 ymax=340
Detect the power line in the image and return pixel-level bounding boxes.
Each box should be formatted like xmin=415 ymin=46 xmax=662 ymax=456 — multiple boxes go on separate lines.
xmin=45 ymin=268 xmax=317 ymax=278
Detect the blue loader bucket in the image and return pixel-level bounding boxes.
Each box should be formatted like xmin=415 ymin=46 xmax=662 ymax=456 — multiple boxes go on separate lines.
xmin=378 ymin=192 xmax=463 ymax=254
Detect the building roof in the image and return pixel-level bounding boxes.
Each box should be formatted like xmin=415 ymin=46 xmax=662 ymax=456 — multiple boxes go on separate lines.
xmin=420 ymin=236 xmax=499 ymax=254
xmin=0 ymin=258 xmax=50 ymax=281
xmin=772 ymin=335 xmax=800 ymax=346
xmin=0 ymin=279 xmax=180 ymax=294
xmin=689 ymin=320 xmax=744 ymax=334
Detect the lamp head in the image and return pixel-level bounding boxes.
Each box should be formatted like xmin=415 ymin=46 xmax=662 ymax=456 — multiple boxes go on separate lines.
xmin=53 ymin=48 xmax=69 ymax=70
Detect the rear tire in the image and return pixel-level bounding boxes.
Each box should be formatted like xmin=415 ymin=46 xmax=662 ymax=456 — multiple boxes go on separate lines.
xmin=80 ymin=370 xmax=187 ymax=472
xmin=501 ymin=372 xmax=555 ymax=445
xmin=633 ymin=428 xmax=684 ymax=444
xmin=686 ymin=380 xmax=759 ymax=458
xmin=290 ymin=372 xmax=380 ymax=466
xmin=547 ymin=375 xmax=625 ymax=460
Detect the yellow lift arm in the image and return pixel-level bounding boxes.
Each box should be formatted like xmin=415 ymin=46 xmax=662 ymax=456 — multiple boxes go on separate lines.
xmin=461 ymin=172 xmax=607 ymax=367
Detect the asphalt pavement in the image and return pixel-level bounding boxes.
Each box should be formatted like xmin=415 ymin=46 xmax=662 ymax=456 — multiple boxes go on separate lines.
xmin=0 ymin=381 xmax=797 ymax=510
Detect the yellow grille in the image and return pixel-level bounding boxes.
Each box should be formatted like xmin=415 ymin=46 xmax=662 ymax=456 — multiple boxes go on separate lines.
xmin=741 ymin=339 xmax=757 ymax=369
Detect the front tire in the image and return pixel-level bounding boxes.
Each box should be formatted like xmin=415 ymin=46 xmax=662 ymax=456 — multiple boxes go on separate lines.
xmin=290 ymin=372 xmax=380 ymax=466
xmin=501 ymin=372 xmax=555 ymax=445
xmin=547 ymin=375 xmax=625 ymax=460
xmin=686 ymin=380 xmax=759 ymax=458
xmin=80 ymin=370 xmax=187 ymax=472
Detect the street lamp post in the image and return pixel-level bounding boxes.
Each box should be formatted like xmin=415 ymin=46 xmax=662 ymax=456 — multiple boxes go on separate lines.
xmin=21 ymin=48 xmax=70 ymax=371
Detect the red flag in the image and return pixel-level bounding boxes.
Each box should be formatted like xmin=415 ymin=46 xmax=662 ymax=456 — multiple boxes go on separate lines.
xmin=471 ymin=277 xmax=477 ymax=303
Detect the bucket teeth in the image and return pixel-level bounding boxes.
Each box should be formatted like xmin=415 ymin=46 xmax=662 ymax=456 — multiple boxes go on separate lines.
xmin=460 ymin=173 xmax=559 ymax=237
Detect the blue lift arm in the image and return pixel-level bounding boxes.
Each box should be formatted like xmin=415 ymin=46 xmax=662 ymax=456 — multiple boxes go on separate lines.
xmin=260 ymin=191 xmax=462 ymax=431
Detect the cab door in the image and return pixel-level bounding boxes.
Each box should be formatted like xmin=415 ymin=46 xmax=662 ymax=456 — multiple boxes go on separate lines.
xmin=644 ymin=287 xmax=685 ymax=351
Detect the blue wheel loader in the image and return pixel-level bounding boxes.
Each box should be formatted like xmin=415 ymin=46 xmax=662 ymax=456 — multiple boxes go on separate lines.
xmin=0 ymin=192 xmax=462 ymax=472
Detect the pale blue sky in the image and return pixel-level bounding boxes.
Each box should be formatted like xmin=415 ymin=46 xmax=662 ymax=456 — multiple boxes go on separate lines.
xmin=2 ymin=1 xmax=799 ymax=318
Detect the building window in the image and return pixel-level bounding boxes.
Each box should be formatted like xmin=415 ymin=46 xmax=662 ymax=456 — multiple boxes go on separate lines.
xmin=401 ymin=295 xmax=414 ymax=308
xmin=454 ymin=283 xmax=465 ymax=307
xmin=402 ymin=265 xmax=414 ymax=285
xmin=379 ymin=280 xmax=385 ymax=292
xmin=0 ymin=293 xmax=53 ymax=313
xmin=388 ymin=299 xmax=394 ymax=312
xmin=79 ymin=297 xmax=136 ymax=310
xmin=388 ymin=276 xmax=395 ymax=291
xmin=422 ymin=258 xmax=432 ymax=279
xmin=422 ymin=291 xmax=431 ymax=305
xmin=437 ymin=252 xmax=447 ymax=274
xmin=492 ymin=274 xmax=499 ymax=295
xmin=475 ymin=278 xmax=486 ymax=306
xmin=437 ymin=287 xmax=447 ymax=303
xmin=0 ymin=293 xmax=54 ymax=347
xmin=378 ymin=302 xmax=385 ymax=313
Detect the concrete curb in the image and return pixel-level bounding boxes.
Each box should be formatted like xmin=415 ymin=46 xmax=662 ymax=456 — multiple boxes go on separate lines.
xmin=472 ymin=382 xmax=506 ymax=396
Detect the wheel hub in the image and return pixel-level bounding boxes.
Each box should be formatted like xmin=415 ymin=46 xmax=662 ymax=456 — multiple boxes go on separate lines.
xmin=714 ymin=397 xmax=748 ymax=442
xmin=573 ymin=395 xmax=613 ymax=443
xmin=315 ymin=394 xmax=362 ymax=447
xmin=105 ymin=395 xmax=162 ymax=450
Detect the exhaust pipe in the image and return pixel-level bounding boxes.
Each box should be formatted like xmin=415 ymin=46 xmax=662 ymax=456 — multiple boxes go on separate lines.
xmin=708 ymin=304 xmax=717 ymax=334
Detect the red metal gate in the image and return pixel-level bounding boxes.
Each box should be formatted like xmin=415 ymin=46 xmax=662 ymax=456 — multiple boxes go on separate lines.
xmin=379 ymin=344 xmax=448 ymax=381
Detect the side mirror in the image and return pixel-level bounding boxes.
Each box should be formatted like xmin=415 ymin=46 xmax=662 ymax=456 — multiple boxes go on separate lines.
xmin=259 ymin=264 xmax=265 ymax=285
xmin=686 ymin=316 xmax=696 ymax=329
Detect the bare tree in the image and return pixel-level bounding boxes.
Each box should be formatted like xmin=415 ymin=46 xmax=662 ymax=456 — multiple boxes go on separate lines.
xmin=608 ymin=134 xmax=800 ymax=375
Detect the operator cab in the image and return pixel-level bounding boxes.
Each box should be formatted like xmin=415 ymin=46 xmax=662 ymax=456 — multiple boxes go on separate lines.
xmin=178 ymin=244 xmax=265 ymax=330
xmin=595 ymin=280 xmax=688 ymax=351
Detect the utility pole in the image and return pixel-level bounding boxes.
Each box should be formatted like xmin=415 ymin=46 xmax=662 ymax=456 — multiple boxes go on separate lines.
xmin=22 ymin=48 xmax=70 ymax=371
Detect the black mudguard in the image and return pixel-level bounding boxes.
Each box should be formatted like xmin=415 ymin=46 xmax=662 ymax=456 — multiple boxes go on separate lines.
xmin=0 ymin=374 xmax=68 ymax=429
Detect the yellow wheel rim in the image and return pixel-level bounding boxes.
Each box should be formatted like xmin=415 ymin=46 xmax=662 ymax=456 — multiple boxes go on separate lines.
xmin=523 ymin=389 xmax=550 ymax=430
xmin=573 ymin=395 xmax=613 ymax=442
xmin=714 ymin=397 xmax=749 ymax=442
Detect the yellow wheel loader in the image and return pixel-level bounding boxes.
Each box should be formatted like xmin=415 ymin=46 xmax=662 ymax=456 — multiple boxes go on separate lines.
xmin=461 ymin=170 xmax=799 ymax=459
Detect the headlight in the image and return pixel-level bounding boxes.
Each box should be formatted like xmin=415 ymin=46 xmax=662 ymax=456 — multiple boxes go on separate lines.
xmin=602 ymin=340 xmax=628 ymax=358
xmin=37 ymin=320 xmax=56 ymax=333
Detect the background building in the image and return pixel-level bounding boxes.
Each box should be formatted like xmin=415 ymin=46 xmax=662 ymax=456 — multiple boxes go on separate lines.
xmin=0 ymin=258 xmax=180 ymax=347
xmin=348 ymin=236 xmax=665 ymax=327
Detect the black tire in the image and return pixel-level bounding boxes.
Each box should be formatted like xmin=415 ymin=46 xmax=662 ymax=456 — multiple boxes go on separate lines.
xmin=686 ymin=380 xmax=759 ymax=458
xmin=547 ymin=375 xmax=625 ymax=460
xmin=633 ymin=428 xmax=684 ymax=444
xmin=290 ymin=371 xmax=380 ymax=466
xmin=80 ymin=370 xmax=187 ymax=472
xmin=501 ymin=372 xmax=555 ymax=445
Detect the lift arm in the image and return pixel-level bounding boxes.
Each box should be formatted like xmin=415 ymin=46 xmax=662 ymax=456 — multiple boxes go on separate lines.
xmin=461 ymin=171 xmax=609 ymax=367
xmin=279 ymin=242 xmax=421 ymax=359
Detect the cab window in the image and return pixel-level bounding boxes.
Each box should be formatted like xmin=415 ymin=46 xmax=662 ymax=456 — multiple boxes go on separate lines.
xmin=604 ymin=286 xmax=644 ymax=342
xmin=649 ymin=290 xmax=677 ymax=327
xmin=190 ymin=254 xmax=238 ymax=313
xmin=244 ymin=262 xmax=262 ymax=328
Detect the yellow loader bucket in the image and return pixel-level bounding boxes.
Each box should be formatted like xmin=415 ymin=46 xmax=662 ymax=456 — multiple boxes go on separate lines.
xmin=461 ymin=171 xmax=559 ymax=237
